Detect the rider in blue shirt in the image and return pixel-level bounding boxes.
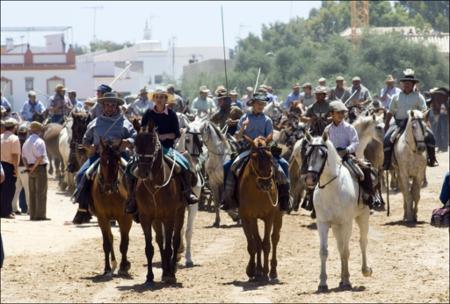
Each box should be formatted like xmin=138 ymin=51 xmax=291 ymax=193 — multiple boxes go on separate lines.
xmin=20 ymin=91 xmax=46 ymax=121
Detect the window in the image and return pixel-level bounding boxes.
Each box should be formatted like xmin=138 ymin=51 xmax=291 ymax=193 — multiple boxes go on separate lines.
xmin=25 ymin=77 xmax=34 ymax=91
xmin=46 ymin=76 xmax=65 ymax=95
xmin=1 ymin=76 xmax=13 ymax=97
xmin=154 ymin=75 xmax=163 ymax=84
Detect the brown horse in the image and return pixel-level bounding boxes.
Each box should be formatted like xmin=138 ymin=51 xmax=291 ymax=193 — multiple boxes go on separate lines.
xmin=135 ymin=119 xmax=186 ymax=286
xmin=238 ymin=136 xmax=283 ymax=282
xmin=91 ymin=139 xmax=132 ymax=278
xmin=69 ymin=111 xmax=91 ymax=171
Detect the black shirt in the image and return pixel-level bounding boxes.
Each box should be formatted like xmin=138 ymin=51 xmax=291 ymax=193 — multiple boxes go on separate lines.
xmin=141 ymin=107 xmax=181 ymax=149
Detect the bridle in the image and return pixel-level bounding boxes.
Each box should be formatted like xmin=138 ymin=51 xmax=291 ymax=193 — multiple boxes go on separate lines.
xmin=304 ymin=142 xmax=340 ymax=189
xmin=408 ymin=117 xmax=426 ymax=152
xmin=98 ymin=145 xmax=122 ymax=194
xmin=249 ymin=147 xmax=274 ymax=191
xmin=136 ymin=131 xmax=161 ymax=169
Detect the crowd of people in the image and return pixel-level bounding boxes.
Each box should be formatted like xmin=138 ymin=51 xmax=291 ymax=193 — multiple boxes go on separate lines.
xmin=0 ymin=68 xmax=448 ymax=225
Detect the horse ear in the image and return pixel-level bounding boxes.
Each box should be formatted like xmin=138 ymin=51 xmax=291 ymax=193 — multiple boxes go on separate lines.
xmin=305 ymin=131 xmax=312 ymax=142
xmin=322 ymin=131 xmax=328 ymax=142
xmin=147 ymin=118 xmax=155 ymax=132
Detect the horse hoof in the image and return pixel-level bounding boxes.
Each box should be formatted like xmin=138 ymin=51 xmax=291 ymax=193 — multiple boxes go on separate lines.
xmin=317 ymin=285 xmax=328 ymax=293
xmin=362 ymin=267 xmax=373 ymax=277
xmin=162 ymin=276 xmax=177 ymax=285
xmin=270 ymin=277 xmax=279 ymax=284
xmin=339 ymin=282 xmax=352 ymax=290
xmin=102 ymin=271 xmax=113 ymax=280
xmin=212 ymin=221 xmax=220 ymax=228
xmin=256 ymin=275 xmax=269 ymax=282
xmin=144 ymin=280 xmax=154 ymax=288
xmin=185 ymin=261 xmax=194 ymax=268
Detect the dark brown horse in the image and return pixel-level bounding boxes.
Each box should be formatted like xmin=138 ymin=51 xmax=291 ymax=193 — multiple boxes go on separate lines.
xmin=238 ymin=136 xmax=283 ymax=282
xmin=69 ymin=111 xmax=92 ymax=172
xmin=91 ymin=139 xmax=132 ymax=278
xmin=135 ymin=119 xmax=186 ymax=286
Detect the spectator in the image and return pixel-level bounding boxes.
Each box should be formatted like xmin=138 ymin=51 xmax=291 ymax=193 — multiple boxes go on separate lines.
xmin=22 ymin=121 xmax=50 ymax=221
xmin=0 ymin=118 xmax=20 ymax=218
xmin=11 ymin=124 xmax=30 ymax=215
xmin=20 ymin=91 xmax=46 ymax=122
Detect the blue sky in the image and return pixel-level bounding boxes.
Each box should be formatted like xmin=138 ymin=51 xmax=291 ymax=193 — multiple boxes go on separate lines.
xmin=1 ymin=1 xmax=321 ymax=49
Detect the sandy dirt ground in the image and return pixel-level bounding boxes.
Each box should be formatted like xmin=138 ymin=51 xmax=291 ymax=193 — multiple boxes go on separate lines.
xmin=1 ymin=151 xmax=449 ymax=303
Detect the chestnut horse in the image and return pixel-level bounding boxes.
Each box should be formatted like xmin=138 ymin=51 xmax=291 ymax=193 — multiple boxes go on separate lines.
xmin=91 ymin=139 xmax=132 ymax=278
xmin=238 ymin=136 xmax=283 ymax=282
xmin=135 ymin=119 xmax=186 ymax=286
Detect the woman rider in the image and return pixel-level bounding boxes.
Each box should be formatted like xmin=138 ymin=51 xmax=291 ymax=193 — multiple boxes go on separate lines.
xmin=125 ymin=90 xmax=198 ymax=218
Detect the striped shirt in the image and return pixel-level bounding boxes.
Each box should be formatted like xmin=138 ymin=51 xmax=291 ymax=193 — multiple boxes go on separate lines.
xmin=325 ymin=121 xmax=359 ymax=154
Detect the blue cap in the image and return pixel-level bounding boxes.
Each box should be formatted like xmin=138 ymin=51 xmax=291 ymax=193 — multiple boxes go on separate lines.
xmin=97 ymin=84 xmax=112 ymax=94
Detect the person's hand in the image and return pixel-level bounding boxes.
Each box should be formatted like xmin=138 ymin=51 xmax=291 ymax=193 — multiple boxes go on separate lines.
xmin=242 ymin=118 xmax=250 ymax=130
xmin=338 ymin=150 xmax=348 ymax=158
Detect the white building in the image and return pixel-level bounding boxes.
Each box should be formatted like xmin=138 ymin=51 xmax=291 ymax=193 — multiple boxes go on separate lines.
xmin=1 ymin=23 xmax=229 ymax=111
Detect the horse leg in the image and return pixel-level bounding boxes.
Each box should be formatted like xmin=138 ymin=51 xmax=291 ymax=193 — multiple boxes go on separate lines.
xmin=171 ymin=207 xmax=185 ymax=281
xmin=212 ymin=184 xmax=221 ymax=227
xmin=356 ymin=210 xmax=372 ymax=277
xmin=185 ymin=203 xmax=198 ymax=267
xmin=118 ymin=216 xmax=132 ymax=276
xmin=398 ymin=171 xmax=413 ymax=222
xmin=332 ymin=223 xmax=352 ymax=289
xmin=411 ymin=174 xmax=423 ymax=223
xmin=48 ymin=155 xmax=54 ymax=175
xmin=270 ymin=212 xmax=282 ymax=281
xmin=98 ymin=216 xmax=115 ymax=278
xmin=162 ymin=219 xmax=175 ymax=284
xmin=143 ymin=221 xmax=155 ymax=287
xmin=250 ymin=218 xmax=263 ymax=280
xmin=261 ymin=216 xmax=273 ymax=281
xmin=317 ymin=221 xmax=329 ymax=292
xmin=241 ymin=218 xmax=256 ymax=280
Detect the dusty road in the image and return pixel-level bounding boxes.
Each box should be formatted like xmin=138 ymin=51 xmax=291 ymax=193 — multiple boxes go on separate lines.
xmin=1 ymin=151 xmax=449 ymax=303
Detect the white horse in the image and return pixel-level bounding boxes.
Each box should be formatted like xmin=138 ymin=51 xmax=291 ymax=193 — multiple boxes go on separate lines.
xmin=199 ymin=120 xmax=239 ymax=227
xmin=352 ymin=114 xmax=385 ymax=159
xmin=392 ymin=110 xmax=427 ymax=223
xmin=303 ymin=132 xmax=372 ymax=292
xmin=58 ymin=116 xmax=74 ymax=191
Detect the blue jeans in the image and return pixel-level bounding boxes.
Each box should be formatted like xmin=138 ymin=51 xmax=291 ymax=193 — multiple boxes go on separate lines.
xmin=49 ymin=114 xmax=64 ymax=124
xmin=75 ymin=154 xmax=99 ymax=186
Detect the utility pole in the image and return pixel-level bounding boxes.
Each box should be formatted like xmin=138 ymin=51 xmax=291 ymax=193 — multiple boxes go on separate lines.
xmin=83 ymin=5 xmax=104 ymax=43
xmin=350 ymin=1 xmax=369 ymax=48
xmin=171 ymin=36 xmax=176 ymax=81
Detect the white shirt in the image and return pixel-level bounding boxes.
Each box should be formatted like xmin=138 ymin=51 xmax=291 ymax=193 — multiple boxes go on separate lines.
xmin=326 ymin=121 xmax=359 ymax=154
xmin=22 ymin=134 xmax=49 ymax=165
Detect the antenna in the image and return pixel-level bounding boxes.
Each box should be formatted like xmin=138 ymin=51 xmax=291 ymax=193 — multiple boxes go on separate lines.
xmin=83 ymin=5 xmax=104 ymax=43
xmin=220 ymin=6 xmax=229 ymax=94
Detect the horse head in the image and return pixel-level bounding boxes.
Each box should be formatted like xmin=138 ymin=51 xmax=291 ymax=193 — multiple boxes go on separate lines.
xmin=303 ymin=131 xmax=331 ymax=189
xmin=98 ymin=138 xmax=123 ymax=194
xmin=200 ymin=121 xmax=228 ymax=155
xmin=245 ymin=135 xmax=274 ymax=191
xmin=71 ymin=111 xmax=91 ymax=144
xmin=407 ymin=110 xmax=427 ymax=153
xmin=135 ymin=119 xmax=162 ymax=179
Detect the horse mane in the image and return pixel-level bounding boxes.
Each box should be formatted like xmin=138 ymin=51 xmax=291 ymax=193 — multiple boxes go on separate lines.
xmin=209 ymin=121 xmax=226 ymax=142
xmin=324 ymin=138 xmax=342 ymax=167
xmin=352 ymin=115 xmax=375 ymax=134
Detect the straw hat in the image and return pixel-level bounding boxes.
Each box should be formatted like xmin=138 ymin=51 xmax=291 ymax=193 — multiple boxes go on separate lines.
xmin=148 ymin=89 xmax=175 ymax=103
xmin=4 ymin=118 xmax=18 ymax=128
xmin=199 ymin=85 xmax=210 ymax=93
xmin=385 ymin=75 xmax=395 ymax=83
xmin=29 ymin=121 xmax=43 ymax=133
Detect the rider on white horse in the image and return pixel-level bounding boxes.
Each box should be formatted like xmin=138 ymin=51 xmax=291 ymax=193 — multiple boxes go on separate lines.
xmin=220 ymin=93 xmax=291 ymax=214
xmin=383 ymin=69 xmax=438 ymax=169
xmin=325 ymin=100 xmax=383 ymax=210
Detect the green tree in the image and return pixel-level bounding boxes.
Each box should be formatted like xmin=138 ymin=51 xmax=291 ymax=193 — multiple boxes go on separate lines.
xmin=399 ymin=0 xmax=450 ymax=32
xmin=89 ymin=40 xmax=133 ymax=53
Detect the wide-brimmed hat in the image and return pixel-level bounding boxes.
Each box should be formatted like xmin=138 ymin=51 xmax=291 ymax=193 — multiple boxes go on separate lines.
xmin=229 ymin=89 xmax=239 ymax=96
xmin=199 ymin=85 xmax=209 ymax=93
xmin=302 ymin=82 xmax=312 ymax=88
xmin=97 ymin=92 xmax=125 ymax=106
xmin=28 ymin=90 xmax=37 ymax=96
xmin=97 ymin=84 xmax=112 ymax=94
xmin=84 ymin=98 xmax=96 ymax=106
xmin=352 ymin=76 xmax=361 ymax=82
xmin=329 ymin=100 xmax=348 ymax=112
xmin=399 ymin=68 xmax=419 ymax=83
xmin=140 ymin=86 xmax=148 ymax=94
xmin=318 ymin=77 xmax=326 ymax=83
xmin=385 ymin=75 xmax=395 ymax=83
xmin=245 ymin=86 xmax=254 ymax=92
xmin=247 ymin=93 xmax=269 ymax=106
xmin=292 ymin=83 xmax=301 ymax=89
xmin=4 ymin=118 xmax=18 ymax=128
xmin=215 ymin=88 xmax=229 ymax=99
xmin=29 ymin=121 xmax=43 ymax=133
xmin=314 ymin=86 xmax=328 ymax=94
xmin=55 ymin=84 xmax=66 ymax=91
xmin=335 ymin=76 xmax=345 ymax=81
xmin=148 ymin=89 xmax=175 ymax=103
xmin=18 ymin=123 xmax=29 ymax=133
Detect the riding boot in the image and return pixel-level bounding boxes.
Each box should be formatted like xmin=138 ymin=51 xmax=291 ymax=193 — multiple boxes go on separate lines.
xmin=72 ymin=176 xmax=93 ymax=224
xmin=426 ymin=146 xmax=439 ymax=167
xmin=180 ymin=170 xmax=199 ymax=205
xmin=220 ymin=173 xmax=237 ymax=211
xmin=382 ymin=149 xmax=392 ymax=171
xmin=277 ymin=183 xmax=291 ymax=213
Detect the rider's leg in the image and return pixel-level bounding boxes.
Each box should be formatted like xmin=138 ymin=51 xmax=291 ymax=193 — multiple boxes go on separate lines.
xmin=172 ymin=149 xmax=199 ymax=205
xmin=73 ymin=155 xmax=98 ymax=224
xmin=124 ymin=158 xmax=139 ymax=214
xmin=425 ymin=127 xmax=438 ymax=167
xmin=382 ymin=124 xmax=397 ymax=170
xmin=220 ymin=159 xmax=237 ymax=211
xmin=274 ymin=158 xmax=291 ymax=213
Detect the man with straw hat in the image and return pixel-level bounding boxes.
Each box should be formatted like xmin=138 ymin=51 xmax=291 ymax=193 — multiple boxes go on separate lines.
xmin=220 ymin=92 xmax=291 ymax=214
xmin=329 ymin=76 xmax=351 ymax=102
xmin=383 ymin=68 xmax=438 ymax=169
xmin=127 ymin=86 xmax=154 ymax=117
xmin=299 ymin=82 xmax=316 ymax=109
xmin=47 ymin=84 xmax=70 ymax=124
xmin=379 ymin=74 xmax=401 ymax=109
xmin=190 ymin=85 xmax=216 ymax=115
xmin=22 ymin=121 xmax=50 ymax=220
xmin=348 ymin=76 xmax=372 ymax=106
xmin=72 ymin=92 xmax=137 ymax=224
xmin=0 ymin=118 xmax=20 ymax=218
xmin=124 ymin=89 xmax=199 ymax=220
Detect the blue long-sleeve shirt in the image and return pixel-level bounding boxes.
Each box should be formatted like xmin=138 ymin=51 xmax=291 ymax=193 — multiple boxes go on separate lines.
xmin=284 ymin=92 xmax=300 ymax=110
xmin=20 ymin=100 xmax=46 ymax=121
xmin=440 ymin=172 xmax=450 ymax=205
